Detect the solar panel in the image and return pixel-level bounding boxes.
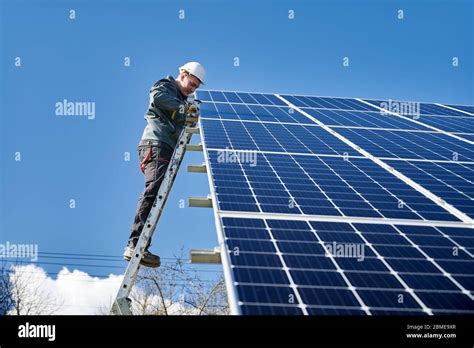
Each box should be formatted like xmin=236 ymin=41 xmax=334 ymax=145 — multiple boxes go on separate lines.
xmin=196 ymin=90 xmax=474 ymax=315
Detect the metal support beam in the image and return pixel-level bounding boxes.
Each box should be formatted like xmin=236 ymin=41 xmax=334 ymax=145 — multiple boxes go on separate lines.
xmin=185 ymin=116 xmax=199 ymax=124
xmin=188 ymin=196 xmax=213 ymax=208
xmin=187 ymin=163 xmax=207 ymax=173
xmin=186 ymin=143 xmax=203 ymax=152
xmin=190 ymin=248 xmax=222 ymax=264
xmin=185 ymin=127 xmax=200 ymax=134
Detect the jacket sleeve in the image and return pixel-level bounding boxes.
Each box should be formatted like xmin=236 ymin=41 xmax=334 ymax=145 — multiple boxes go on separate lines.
xmin=152 ymin=82 xmax=184 ymax=111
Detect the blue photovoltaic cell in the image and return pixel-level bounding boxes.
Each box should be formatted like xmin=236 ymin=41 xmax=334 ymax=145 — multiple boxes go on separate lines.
xmin=445 ymin=104 xmax=474 ymax=115
xmin=416 ymin=103 xmax=468 ymax=117
xmin=334 ymin=128 xmax=474 ymax=161
xmin=220 ymin=217 xmax=474 ymax=315
xmin=409 ymin=116 xmax=474 ymax=134
xmin=459 ymin=134 xmax=474 ymax=142
xmin=197 ymin=90 xmax=474 ymax=315
xmin=201 ymin=118 xmax=359 ymax=156
xmin=305 ymin=109 xmax=429 ymax=130
xmin=364 ymin=99 xmax=471 ymax=117
xmin=241 ymin=304 xmax=304 ymax=315
xmin=202 ymin=90 xmax=288 ymax=107
xmin=386 ymin=160 xmax=474 ymax=218
xmin=200 ymin=100 xmax=312 ymax=124
xmin=281 ymin=94 xmax=379 ymax=112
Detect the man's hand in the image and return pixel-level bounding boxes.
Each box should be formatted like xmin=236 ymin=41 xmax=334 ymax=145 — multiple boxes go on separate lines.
xmin=185 ymin=103 xmax=200 ymax=118
xmin=184 ymin=102 xmax=200 ymax=125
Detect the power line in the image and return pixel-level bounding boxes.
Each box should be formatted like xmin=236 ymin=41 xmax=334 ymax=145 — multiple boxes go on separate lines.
xmin=2 ymin=250 xmax=225 ymax=266
xmin=38 ymin=251 xmax=192 ymax=262
xmin=1 ymin=259 xmax=224 ymax=274
xmin=5 ymin=267 xmax=224 ymax=282
xmin=3 ymin=259 xmax=124 ymax=269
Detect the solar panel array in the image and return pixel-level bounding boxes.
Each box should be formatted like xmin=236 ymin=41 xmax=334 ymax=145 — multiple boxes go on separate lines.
xmin=196 ymin=90 xmax=474 ymax=315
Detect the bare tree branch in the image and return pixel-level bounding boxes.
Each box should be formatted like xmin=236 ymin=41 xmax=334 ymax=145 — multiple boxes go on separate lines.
xmin=0 ymin=263 xmax=64 ymax=315
xmin=128 ymin=248 xmax=229 ymax=315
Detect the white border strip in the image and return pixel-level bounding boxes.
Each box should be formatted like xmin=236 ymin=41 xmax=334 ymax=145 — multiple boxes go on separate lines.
xmin=205 ymin=147 xmax=474 ymax=165
xmin=217 ymin=211 xmax=473 ymax=229
xmin=199 ymin=120 xmax=242 ymax=315
xmin=277 ymin=95 xmax=474 ymax=225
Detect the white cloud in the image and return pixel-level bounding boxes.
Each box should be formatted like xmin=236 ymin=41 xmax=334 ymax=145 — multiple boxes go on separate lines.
xmin=6 ymin=264 xmax=208 ymax=315
xmin=7 ymin=264 xmax=123 ymax=315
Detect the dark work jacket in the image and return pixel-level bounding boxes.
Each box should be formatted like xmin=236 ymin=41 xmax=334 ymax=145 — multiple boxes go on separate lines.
xmin=140 ymin=75 xmax=188 ymax=148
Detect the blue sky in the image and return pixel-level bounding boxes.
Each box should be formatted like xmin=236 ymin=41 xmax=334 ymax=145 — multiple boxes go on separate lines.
xmin=1 ymin=0 xmax=472 ymax=280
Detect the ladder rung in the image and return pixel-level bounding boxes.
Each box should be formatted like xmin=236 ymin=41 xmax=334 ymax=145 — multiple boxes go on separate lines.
xmin=187 ymin=164 xmax=207 ymax=173
xmin=186 ymin=143 xmax=203 ymax=152
xmin=188 ymin=196 xmax=213 ymax=208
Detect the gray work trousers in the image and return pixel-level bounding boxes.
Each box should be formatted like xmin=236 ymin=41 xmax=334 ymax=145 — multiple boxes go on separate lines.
xmin=128 ymin=140 xmax=174 ymax=247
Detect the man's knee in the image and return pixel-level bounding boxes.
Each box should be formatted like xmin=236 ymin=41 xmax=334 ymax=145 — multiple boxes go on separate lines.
xmin=143 ymin=177 xmax=161 ymax=198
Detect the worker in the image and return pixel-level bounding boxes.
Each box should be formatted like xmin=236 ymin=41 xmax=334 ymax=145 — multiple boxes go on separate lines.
xmin=123 ymin=62 xmax=206 ymax=268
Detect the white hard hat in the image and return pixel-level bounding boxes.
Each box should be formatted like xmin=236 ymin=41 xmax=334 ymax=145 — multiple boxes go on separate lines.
xmin=179 ymin=61 xmax=206 ymax=84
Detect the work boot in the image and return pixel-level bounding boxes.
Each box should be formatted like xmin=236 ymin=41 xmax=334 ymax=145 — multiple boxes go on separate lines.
xmin=123 ymin=242 xmax=161 ymax=268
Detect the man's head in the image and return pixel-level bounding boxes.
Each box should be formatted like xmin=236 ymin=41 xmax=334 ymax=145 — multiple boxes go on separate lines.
xmin=176 ymin=62 xmax=206 ymax=96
